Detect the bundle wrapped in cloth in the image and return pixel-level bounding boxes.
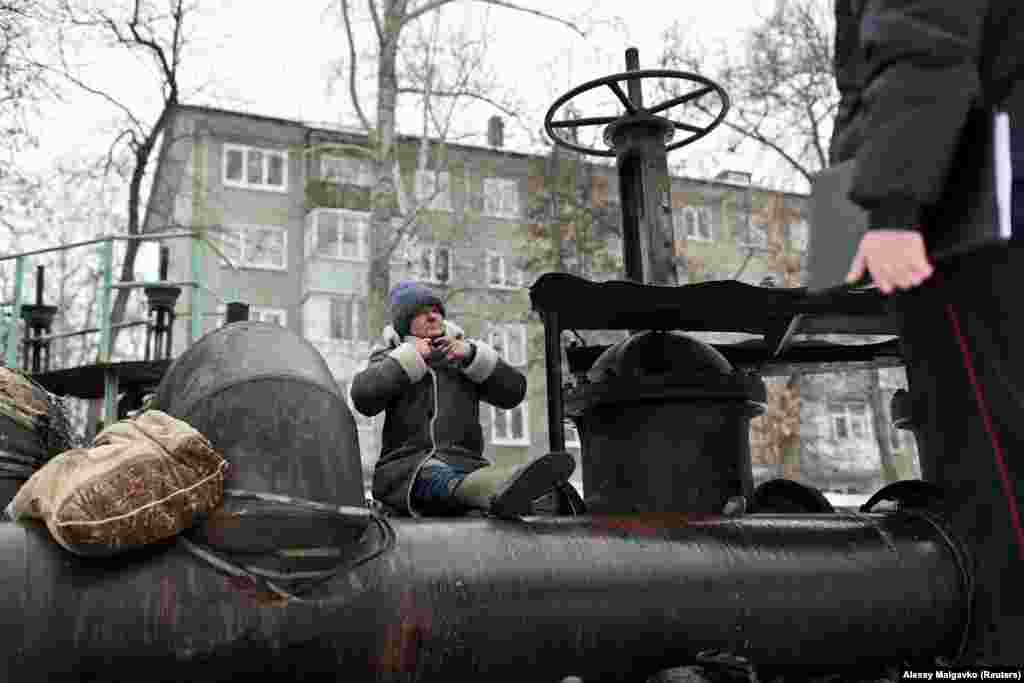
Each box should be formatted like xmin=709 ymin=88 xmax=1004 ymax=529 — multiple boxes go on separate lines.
xmin=6 ymin=410 xmax=227 ymax=556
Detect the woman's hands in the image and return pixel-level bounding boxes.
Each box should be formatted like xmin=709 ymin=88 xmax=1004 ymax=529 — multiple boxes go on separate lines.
xmin=415 ymin=336 xmax=474 ymax=366
xmin=431 ymin=337 xmax=474 ymax=365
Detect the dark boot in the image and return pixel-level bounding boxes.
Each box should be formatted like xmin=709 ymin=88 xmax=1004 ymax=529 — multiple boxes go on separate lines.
xmin=453 ymin=451 xmax=575 ymax=518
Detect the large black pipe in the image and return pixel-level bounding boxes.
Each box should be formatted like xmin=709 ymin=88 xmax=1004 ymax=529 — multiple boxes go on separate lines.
xmin=0 ymin=510 xmax=968 ymax=682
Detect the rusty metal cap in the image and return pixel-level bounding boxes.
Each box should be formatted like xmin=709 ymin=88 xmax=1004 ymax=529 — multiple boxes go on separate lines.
xmin=587 ymin=331 xmax=733 ymax=384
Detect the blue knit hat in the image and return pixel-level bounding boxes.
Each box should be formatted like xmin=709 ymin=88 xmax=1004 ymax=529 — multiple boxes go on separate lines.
xmin=390 ymin=281 xmax=445 ymax=337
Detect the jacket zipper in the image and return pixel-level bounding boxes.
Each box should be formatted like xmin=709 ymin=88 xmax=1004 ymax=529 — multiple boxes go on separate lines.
xmin=405 ymin=366 xmax=440 ymax=518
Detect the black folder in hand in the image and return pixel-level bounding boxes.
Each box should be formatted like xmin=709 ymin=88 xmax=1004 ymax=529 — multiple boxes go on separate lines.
xmin=808 ymin=105 xmax=1001 ymax=294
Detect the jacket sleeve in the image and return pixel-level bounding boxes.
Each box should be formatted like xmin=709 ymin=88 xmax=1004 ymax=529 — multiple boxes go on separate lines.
xmin=459 ymin=340 xmax=526 ymax=410
xmin=350 ymin=342 xmax=428 ymax=417
xmin=848 ymin=0 xmax=987 ymax=230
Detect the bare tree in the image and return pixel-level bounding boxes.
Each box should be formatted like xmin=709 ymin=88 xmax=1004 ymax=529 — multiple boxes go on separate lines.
xmin=47 ymin=0 xmax=195 ymax=356
xmin=334 ymin=0 xmax=585 ymax=340
xmin=658 ymin=0 xmax=837 ymax=191
xmin=1 ymin=1 xmax=46 ymax=165
xmin=0 ymin=1 xmax=60 ymax=241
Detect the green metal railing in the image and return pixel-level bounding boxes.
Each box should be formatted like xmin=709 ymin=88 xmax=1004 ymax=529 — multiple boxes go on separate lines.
xmin=0 ymin=230 xmax=241 ymax=423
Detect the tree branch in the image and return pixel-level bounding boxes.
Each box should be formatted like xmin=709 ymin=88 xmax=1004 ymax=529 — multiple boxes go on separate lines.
xmin=366 ymin=0 xmax=384 ymax=42
xmin=339 ymin=0 xmax=372 ymax=132
xmin=127 ymin=0 xmax=175 ymax=86
xmin=396 ymin=86 xmax=524 ymax=122
xmin=403 ymin=0 xmax=585 ymax=38
xmin=36 ymin=57 xmax=144 ymax=132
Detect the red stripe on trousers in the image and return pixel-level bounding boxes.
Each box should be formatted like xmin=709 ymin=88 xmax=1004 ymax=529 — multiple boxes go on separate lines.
xmin=944 ymin=301 xmax=1024 ymax=561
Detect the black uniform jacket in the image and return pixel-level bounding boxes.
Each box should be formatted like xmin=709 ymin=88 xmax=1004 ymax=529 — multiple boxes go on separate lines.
xmin=831 ymin=0 xmax=1023 ymax=257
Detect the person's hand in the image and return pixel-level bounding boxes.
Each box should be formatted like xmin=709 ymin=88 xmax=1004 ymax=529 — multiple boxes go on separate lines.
xmin=414 ymin=337 xmax=436 ymax=360
xmin=433 ymin=337 xmax=473 ymax=365
xmin=846 ymin=229 xmax=934 ymax=295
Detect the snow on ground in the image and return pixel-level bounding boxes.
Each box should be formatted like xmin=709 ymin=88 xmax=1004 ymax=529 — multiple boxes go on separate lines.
xmin=822 ymin=491 xmax=871 ymax=509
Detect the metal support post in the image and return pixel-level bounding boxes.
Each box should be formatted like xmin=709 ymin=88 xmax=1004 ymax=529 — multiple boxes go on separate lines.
xmin=190 ymin=233 xmax=203 ymax=345
xmin=6 ymin=256 xmax=24 ymax=368
xmin=97 ymin=238 xmax=114 ymax=364
xmin=544 ymin=310 xmax=566 ymax=454
xmin=609 ymin=49 xmax=677 ymax=286
xmin=103 ymin=367 xmax=119 ymax=428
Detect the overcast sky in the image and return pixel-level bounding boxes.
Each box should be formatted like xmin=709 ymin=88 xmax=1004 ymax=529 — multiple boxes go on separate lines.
xmin=17 ymin=0 xmax=781 ymax=278
xmin=30 ymin=0 xmax=778 ymax=171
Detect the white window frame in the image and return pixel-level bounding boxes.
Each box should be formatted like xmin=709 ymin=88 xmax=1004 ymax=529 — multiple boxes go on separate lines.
xmin=674 ymin=206 xmax=713 ymax=242
xmin=564 ymin=421 xmax=581 ymax=449
xmin=222 ymin=144 xmax=288 ymax=192
xmin=488 ymin=323 xmax=529 ymax=446
xmin=212 ymin=304 xmax=286 ymax=327
xmin=249 ymin=306 xmax=287 ymax=327
xmin=789 ymin=219 xmax=809 ymax=252
xmin=320 ymin=155 xmax=374 ymax=186
xmin=219 ymin=225 xmax=289 ymax=271
xmin=486 ymin=251 xmax=523 ymax=289
xmin=830 ymin=402 xmax=873 ymax=442
xmin=414 ymin=169 xmax=452 ymax=212
xmin=328 ymin=295 xmax=368 ymax=342
xmin=389 ymin=228 xmax=415 ymax=265
xmin=308 ymin=209 xmax=369 ymax=262
xmin=491 ymin=400 xmax=529 ymax=447
xmin=483 ymin=177 xmax=520 ymax=219
xmin=417 ymin=244 xmax=453 ymax=285
xmin=739 ymin=216 xmax=769 ymax=248
xmin=890 ymin=423 xmax=902 ymax=450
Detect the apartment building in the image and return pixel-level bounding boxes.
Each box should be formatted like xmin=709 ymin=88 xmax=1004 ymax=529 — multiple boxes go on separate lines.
xmin=142 ymin=103 xmax=916 ymax=494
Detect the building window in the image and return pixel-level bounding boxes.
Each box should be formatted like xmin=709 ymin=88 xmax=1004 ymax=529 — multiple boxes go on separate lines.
xmin=483 ymin=177 xmax=520 ymax=219
xmin=489 ymin=324 xmax=529 ymax=446
xmin=674 ymin=207 xmax=713 ymax=242
xmin=417 ymin=245 xmax=452 ymax=285
xmin=415 ymin=170 xmax=452 ymax=211
xmin=308 ymin=209 xmax=368 ymax=261
xmin=489 ymin=324 xmax=526 ymax=367
xmin=329 ymin=296 xmax=368 ymax=341
xmin=220 ymin=225 xmax=288 ymax=270
xmin=740 ymin=216 xmax=769 ymax=248
xmin=789 ymin=219 xmax=809 ymax=252
xmin=250 ymin=306 xmax=287 ymax=326
xmin=223 ymin=144 xmax=288 ymax=192
xmin=321 ymin=155 xmax=374 ymax=186
xmin=564 ymin=421 xmax=581 ymax=449
xmin=213 ymin=305 xmax=286 ymax=327
xmin=890 ymin=425 xmax=902 ymax=450
xmin=830 ymin=402 xmax=872 ymax=442
xmin=486 ymin=252 xmax=523 ymax=289
xmin=389 ymin=228 xmax=414 ymax=265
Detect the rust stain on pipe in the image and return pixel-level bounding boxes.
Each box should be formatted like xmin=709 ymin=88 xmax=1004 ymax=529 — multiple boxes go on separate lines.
xmin=379 ymin=589 xmax=434 ymax=675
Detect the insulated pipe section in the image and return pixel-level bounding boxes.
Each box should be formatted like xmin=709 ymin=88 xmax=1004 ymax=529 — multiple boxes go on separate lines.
xmin=0 ymin=512 xmax=968 ymax=682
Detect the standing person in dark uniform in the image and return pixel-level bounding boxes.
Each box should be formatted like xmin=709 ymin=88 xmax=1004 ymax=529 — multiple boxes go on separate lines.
xmin=830 ymin=0 xmax=1023 ymax=666
xmin=351 ymin=281 xmax=575 ymax=518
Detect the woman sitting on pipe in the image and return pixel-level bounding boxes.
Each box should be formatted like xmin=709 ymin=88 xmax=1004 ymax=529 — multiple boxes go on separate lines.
xmin=351 ymin=281 xmax=574 ymax=518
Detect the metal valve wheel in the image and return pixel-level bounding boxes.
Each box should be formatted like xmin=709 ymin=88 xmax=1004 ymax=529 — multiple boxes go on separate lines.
xmin=543 ymin=68 xmax=730 ymax=157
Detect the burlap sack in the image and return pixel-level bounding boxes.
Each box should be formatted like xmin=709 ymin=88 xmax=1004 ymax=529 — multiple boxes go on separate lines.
xmin=6 ymin=410 xmax=227 ymax=556
xmin=0 ymin=366 xmax=49 ymax=428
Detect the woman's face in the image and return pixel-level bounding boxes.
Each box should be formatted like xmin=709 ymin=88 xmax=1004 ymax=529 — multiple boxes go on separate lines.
xmin=409 ymin=304 xmax=444 ymax=338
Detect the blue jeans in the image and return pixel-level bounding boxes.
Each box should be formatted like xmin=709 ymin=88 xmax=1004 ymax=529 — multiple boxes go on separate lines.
xmin=410 ymin=460 xmax=471 ymax=516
